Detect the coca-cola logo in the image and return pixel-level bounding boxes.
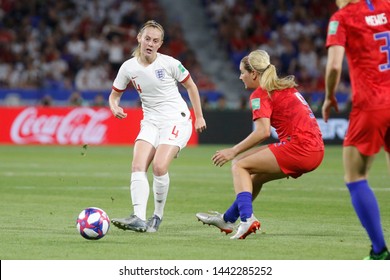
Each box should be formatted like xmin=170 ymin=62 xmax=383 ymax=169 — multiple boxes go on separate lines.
xmin=11 ymin=107 xmax=111 ymax=144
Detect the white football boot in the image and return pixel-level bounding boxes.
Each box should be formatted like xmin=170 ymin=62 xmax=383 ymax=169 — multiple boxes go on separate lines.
xmin=196 ymin=211 xmax=235 ymax=234
xmin=230 ymin=214 xmax=261 ymax=239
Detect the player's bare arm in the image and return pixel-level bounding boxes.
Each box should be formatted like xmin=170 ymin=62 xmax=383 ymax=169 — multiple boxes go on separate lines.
xmin=108 ymin=89 xmax=127 ymax=119
xmin=212 ymin=118 xmax=270 ymax=167
xmin=322 ymin=45 xmax=344 ymax=122
xmin=182 ymin=76 xmax=207 ymax=133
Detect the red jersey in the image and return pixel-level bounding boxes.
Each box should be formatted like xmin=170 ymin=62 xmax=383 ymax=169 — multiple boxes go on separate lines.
xmin=326 ymin=0 xmax=390 ymax=110
xmin=250 ymin=87 xmax=324 ymax=151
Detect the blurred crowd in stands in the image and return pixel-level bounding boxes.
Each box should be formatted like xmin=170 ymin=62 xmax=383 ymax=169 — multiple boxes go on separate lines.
xmin=0 ymin=0 xmax=352 ymax=111
xmin=202 ymin=0 xmax=352 ymax=111
xmin=0 ymin=0 xmax=215 ymax=107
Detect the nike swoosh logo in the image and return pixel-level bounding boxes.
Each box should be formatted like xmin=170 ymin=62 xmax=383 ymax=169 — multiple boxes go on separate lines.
xmin=131 ymin=76 xmax=138 ymax=79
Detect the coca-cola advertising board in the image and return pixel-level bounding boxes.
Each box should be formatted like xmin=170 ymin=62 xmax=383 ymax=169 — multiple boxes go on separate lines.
xmin=0 ymin=107 xmax=198 ymax=145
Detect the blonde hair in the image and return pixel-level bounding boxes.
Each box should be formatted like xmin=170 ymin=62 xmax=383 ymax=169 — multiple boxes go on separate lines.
xmin=248 ymin=50 xmax=297 ymax=94
xmin=336 ymin=0 xmax=353 ymax=8
xmin=240 ymin=56 xmax=253 ymax=73
xmin=132 ymin=20 xmax=165 ymax=58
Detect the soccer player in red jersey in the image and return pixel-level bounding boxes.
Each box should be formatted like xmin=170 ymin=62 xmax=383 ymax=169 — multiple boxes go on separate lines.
xmin=322 ymin=0 xmax=390 ymax=259
xmin=196 ymin=50 xmax=324 ymax=239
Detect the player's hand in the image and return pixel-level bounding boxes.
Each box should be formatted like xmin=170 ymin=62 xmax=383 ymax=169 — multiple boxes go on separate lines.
xmin=195 ymin=117 xmax=207 ymax=133
xmin=110 ymin=106 xmax=127 ymax=119
xmin=321 ymin=97 xmax=339 ymax=123
xmin=212 ymin=148 xmax=235 ymax=167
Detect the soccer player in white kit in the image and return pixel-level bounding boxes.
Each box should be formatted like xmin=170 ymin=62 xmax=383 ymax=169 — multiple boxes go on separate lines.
xmin=109 ymin=20 xmax=207 ymax=232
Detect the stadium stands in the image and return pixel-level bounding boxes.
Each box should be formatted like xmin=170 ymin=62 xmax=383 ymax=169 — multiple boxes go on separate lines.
xmin=200 ymin=0 xmax=351 ymax=111
xmin=0 ymin=0 xmax=351 ymax=111
xmin=0 ymin=0 xmax=217 ymax=106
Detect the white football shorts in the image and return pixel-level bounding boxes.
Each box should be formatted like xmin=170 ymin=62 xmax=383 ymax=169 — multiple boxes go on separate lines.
xmin=136 ymin=118 xmax=193 ymax=150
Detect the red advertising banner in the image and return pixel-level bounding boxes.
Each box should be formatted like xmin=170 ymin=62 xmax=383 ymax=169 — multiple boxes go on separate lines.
xmin=0 ymin=107 xmax=198 ymax=145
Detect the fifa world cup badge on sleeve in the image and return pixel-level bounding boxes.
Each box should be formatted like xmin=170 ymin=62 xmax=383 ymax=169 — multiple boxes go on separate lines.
xmin=328 ymin=21 xmax=339 ymax=35
xmin=251 ymin=98 xmax=260 ymax=110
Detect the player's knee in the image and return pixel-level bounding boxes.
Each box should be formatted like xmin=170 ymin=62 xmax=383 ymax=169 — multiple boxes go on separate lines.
xmin=231 ymin=160 xmax=244 ymax=174
xmin=344 ymin=174 xmax=367 ymax=183
xmin=131 ymin=162 xmax=147 ymax=172
xmin=152 ymin=163 xmax=168 ymax=176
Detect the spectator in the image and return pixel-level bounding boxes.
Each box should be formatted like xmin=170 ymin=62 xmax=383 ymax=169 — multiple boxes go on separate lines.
xmin=40 ymin=94 xmax=53 ymax=107
xmin=68 ymin=91 xmax=85 ymax=106
xmin=107 ymin=35 xmax=125 ymax=74
xmin=66 ymin=32 xmax=85 ymax=60
xmin=279 ymin=38 xmax=297 ymax=75
xmin=74 ymin=60 xmax=111 ymax=91
xmin=216 ymin=94 xmax=228 ymax=110
xmin=92 ymin=93 xmax=106 ymax=107
xmin=297 ymin=37 xmax=319 ymax=78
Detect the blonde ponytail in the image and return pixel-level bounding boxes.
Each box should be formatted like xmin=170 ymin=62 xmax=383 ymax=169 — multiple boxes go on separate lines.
xmin=336 ymin=0 xmax=353 ymax=9
xmin=248 ymin=50 xmax=297 ymax=95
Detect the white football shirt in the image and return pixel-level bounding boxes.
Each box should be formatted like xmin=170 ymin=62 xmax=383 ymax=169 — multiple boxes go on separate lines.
xmin=113 ymin=53 xmax=191 ymax=122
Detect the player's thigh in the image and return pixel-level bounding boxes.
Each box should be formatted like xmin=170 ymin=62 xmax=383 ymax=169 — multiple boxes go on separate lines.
xmin=252 ymin=172 xmax=287 ymax=186
xmin=233 ymin=146 xmax=268 ymax=164
xmin=233 ymin=146 xmax=283 ymax=175
xmin=153 ymin=144 xmax=180 ymax=175
xmin=132 ymin=140 xmax=156 ymax=172
xmin=342 ymin=145 xmax=375 ymax=182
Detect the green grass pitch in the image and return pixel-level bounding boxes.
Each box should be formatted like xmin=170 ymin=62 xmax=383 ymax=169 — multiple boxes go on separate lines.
xmin=0 ymin=144 xmax=389 ymax=260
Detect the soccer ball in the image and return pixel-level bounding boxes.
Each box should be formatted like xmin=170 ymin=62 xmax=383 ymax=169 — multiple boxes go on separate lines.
xmin=76 ymin=207 xmax=110 ymax=240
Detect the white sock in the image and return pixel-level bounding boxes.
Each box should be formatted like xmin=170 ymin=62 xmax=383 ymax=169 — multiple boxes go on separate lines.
xmin=130 ymin=172 xmax=149 ymax=221
xmin=153 ymin=173 xmax=170 ymax=219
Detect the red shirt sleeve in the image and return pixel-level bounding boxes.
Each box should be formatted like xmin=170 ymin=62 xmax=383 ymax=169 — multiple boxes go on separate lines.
xmin=250 ymin=87 xmax=272 ymax=121
xmin=326 ymin=12 xmax=347 ymax=48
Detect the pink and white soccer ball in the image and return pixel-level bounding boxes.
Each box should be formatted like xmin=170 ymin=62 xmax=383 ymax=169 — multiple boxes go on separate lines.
xmin=76 ymin=207 xmax=110 ymax=240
